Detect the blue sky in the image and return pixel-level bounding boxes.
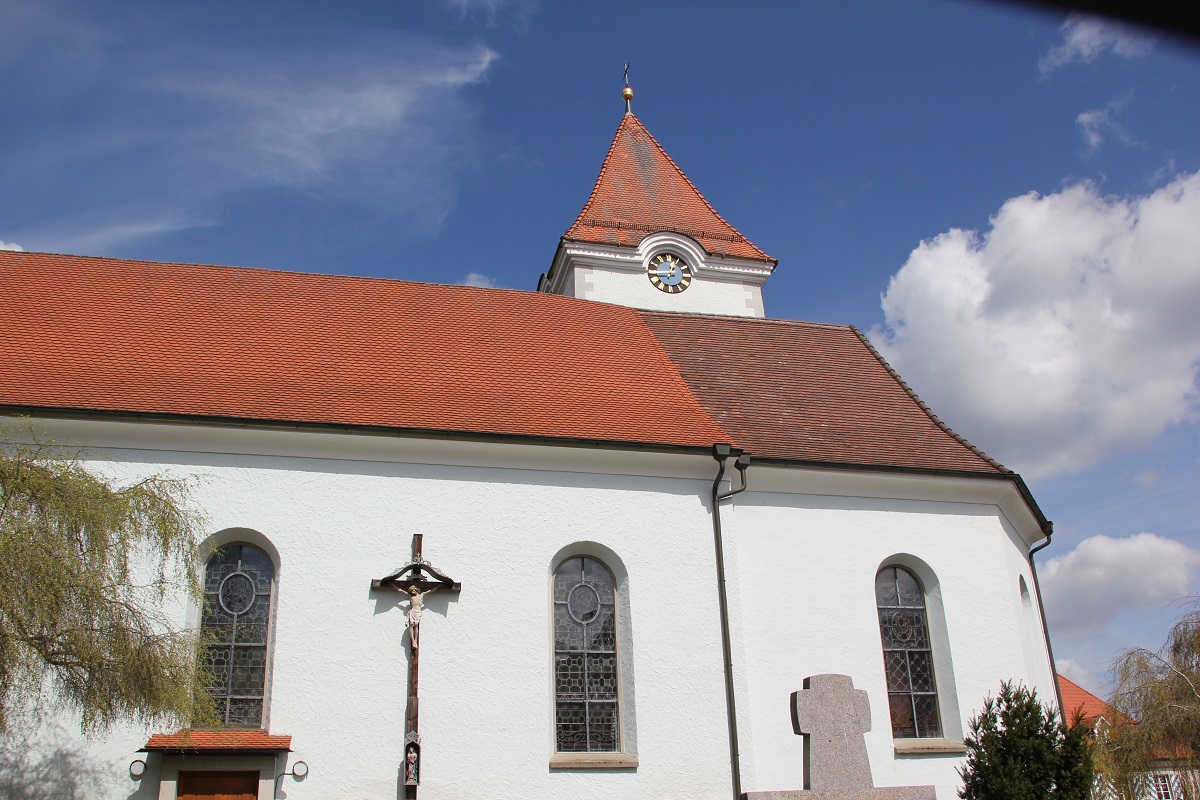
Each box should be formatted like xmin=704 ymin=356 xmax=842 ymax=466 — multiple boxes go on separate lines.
xmin=3 ymin=0 xmax=1199 ymax=698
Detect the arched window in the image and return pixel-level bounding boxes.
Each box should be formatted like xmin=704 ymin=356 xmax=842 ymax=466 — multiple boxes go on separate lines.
xmin=201 ymin=543 xmax=275 ymax=728
xmin=553 ymin=556 xmax=620 ymax=752
xmin=876 ymin=565 xmax=941 ymax=738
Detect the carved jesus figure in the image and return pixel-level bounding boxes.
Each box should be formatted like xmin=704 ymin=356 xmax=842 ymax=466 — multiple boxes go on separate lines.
xmin=406 ymin=584 xmax=437 ymax=650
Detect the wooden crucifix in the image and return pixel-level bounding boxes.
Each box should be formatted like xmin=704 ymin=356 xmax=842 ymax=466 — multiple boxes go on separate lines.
xmin=372 ymin=533 xmax=460 ymax=798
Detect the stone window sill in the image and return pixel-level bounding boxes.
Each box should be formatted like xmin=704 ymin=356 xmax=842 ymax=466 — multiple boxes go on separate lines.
xmin=549 ymin=752 xmax=639 ymax=770
xmin=894 ymin=738 xmax=967 ymax=756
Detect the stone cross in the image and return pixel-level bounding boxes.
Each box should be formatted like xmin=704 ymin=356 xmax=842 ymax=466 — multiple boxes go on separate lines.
xmin=791 ymin=674 xmax=873 ymax=792
xmin=743 ymin=673 xmax=935 ymax=800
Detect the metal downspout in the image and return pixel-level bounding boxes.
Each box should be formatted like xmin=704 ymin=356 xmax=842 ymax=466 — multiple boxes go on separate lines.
xmin=1028 ymin=531 xmax=1065 ymax=719
xmin=712 ymin=443 xmax=750 ymax=800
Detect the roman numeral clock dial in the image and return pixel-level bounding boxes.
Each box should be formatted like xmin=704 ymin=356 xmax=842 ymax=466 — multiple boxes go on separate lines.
xmin=647 ymin=252 xmax=693 ymax=293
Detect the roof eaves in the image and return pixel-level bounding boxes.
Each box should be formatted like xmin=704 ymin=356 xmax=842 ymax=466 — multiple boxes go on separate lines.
xmin=1 ymin=405 xmax=731 ymax=457
xmin=748 ymin=453 xmax=1052 ymax=537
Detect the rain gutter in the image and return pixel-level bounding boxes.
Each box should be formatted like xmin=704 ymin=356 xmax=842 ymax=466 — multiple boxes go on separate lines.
xmin=711 ymin=443 xmax=750 ymax=800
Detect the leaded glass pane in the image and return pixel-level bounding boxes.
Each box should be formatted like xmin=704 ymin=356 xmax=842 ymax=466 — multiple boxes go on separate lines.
xmin=555 ymin=653 xmax=585 ymax=700
xmin=896 ymin=569 xmax=923 ymax=607
xmin=553 ymin=556 xmax=621 ymax=752
xmin=888 ymin=693 xmax=916 ymax=737
xmin=203 ymin=646 xmax=231 ymax=690
xmin=884 ymin=651 xmax=909 ymax=692
xmin=874 ymin=570 xmax=899 ymax=606
xmin=227 ymin=698 xmax=264 ymax=727
xmin=586 ymin=653 xmax=618 ymax=699
xmin=556 ymin=704 xmax=588 ymax=752
xmin=554 ymin=604 xmax=578 ymax=651
xmin=588 ymin=612 xmax=616 ymax=651
xmin=913 ymin=695 xmax=941 ymax=738
xmin=877 ymin=566 xmax=940 ymax=739
xmin=908 ymin=651 xmax=934 ymax=692
xmin=231 ymin=646 xmax=267 ymax=691
xmin=588 ymin=703 xmax=619 ymax=751
xmin=880 ymin=609 xmax=929 ymax=649
xmin=233 ymin=599 xmax=270 ymax=644
xmin=200 ymin=543 xmax=273 ymax=727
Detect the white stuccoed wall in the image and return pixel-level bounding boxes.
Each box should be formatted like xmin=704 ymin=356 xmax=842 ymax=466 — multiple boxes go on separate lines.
xmin=576 ymin=264 xmax=767 ymax=317
xmin=23 ymin=419 xmax=1054 ymax=800
xmin=723 ymin=467 xmax=1056 ymax=799
xmin=545 ymin=235 xmax=772 ymax=317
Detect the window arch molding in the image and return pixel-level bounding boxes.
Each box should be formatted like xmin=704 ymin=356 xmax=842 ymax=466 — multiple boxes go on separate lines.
xmin=875 ymin=553 xmax=962 ymax=743
xmin=194 ymin=528 xmax=281 ymax=730
xmin=548 ymin=542 xmax=638 ymax=766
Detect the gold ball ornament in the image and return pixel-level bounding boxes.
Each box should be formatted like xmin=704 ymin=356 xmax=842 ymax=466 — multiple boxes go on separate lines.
xmin=622 ymin=86 xmax=634 ymax=101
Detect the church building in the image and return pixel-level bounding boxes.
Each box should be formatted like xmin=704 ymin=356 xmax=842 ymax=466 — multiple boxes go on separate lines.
xmin=0 ymin=88 xmax=1059 ymax=800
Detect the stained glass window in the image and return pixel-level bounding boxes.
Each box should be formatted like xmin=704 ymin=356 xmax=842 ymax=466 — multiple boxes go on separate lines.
xmin=876 ymin=566 xmax=941 ymax=738
xmin=202 ymin=543 xmax=274 ymax=728
xmin=553 ymin=556 xmax=620 ymax=752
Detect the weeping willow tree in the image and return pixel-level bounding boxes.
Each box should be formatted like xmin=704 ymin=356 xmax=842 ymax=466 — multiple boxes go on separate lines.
xmin=0 ymin=422 xmax=216 ymax=734
xmin=1102 ymin=606 xmax=1200 ymax=799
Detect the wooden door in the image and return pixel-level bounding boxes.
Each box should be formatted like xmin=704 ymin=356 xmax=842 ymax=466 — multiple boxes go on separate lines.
xmin=177 ymin=771 xmax=260 ymax=800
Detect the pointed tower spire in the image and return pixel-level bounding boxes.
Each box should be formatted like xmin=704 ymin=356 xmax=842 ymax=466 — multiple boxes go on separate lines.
xmin=563 ymin=114 xmax=773 ymax=263
xmin=540 ymin=99 xmax=777 ymax=317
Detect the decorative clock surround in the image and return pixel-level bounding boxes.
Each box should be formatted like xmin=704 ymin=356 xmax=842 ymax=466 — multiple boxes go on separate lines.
xmin=540 ymin=231 xmax=771 ymax=317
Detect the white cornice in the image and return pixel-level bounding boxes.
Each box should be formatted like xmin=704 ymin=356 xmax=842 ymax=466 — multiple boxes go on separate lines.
xmin=544 ymin=234 xmax=773 ymax=297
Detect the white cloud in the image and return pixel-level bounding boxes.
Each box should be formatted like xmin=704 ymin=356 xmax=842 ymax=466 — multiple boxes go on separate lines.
xmin=22 ymin=213 xmax=214 ymax=255
xmin=0 ymin=5 xmax=499 ymax=252
xmin=1040 ymin=533 xmax=1200 ymax=634
xmin=872 ymin=171 xmax=1200 ymax=477
xmin=458 ymin=272 xmax=498 ymax=288
xmin=153 ymin=43 xmax=497 ymax=206
xmin=1056 ymin=658 xmax=1104 ymax=696
xmin=0 ymin=241 xmax=24 ymax=252
xmin=1076 ymin=95 xmax=1139 ymax=153
xmin=1040 ymin=14 xmax=1155 ymax=74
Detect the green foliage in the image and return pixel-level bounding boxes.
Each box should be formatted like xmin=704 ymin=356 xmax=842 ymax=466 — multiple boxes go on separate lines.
xmin=1103 ymin=605 xmax=1200 ymax=799
xmin=958 ymin=681 xmax=1094 ymax=800
xmin=0 ymin=421 xmax=216 ymax=734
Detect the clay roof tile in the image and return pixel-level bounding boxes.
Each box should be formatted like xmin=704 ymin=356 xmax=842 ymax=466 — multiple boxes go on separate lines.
xmin=143 ymin=730 xmax=292 ymax=752
xmin=564 ymin=114 xmax=774 ymax=264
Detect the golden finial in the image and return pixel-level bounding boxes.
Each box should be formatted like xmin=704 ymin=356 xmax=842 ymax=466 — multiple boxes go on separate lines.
xmin=622 ymin=62 xmax=633 ymax=113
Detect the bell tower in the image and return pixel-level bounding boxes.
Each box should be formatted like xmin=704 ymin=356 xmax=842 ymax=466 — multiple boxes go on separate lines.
xmin=538 ymin=82 xmax=777 ymax=317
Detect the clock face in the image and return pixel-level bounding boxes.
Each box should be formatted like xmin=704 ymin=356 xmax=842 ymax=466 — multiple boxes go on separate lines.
xmin=647 ymin=252 xmax=693 ymax=293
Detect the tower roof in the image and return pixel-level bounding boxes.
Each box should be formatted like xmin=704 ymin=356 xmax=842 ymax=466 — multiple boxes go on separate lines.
xmin=563 ymin=113 xmax=775 ymax=264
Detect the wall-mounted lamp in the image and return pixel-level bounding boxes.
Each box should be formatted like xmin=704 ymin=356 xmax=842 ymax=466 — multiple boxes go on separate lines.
xmin=128 ymin=759 xmax=147 ymax=780
xmin=275 ymin=760 xmax=309 ymax=789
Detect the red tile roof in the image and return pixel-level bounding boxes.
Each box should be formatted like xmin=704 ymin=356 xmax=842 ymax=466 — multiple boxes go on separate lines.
xmin=0 ymin=251 xmax=728 ymax=450
xmin=143 ymin=730 xmax=291 ymax=752
xmin=0 ymin=250 xmax=1006 ymax=475
xmin=1058 ymin=675 xmax=1115 ymax=724
xmin=563 ymin=113 xmax=775 ymax=264
xmin=639 ymin=312 xmax=1004 ymax=473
